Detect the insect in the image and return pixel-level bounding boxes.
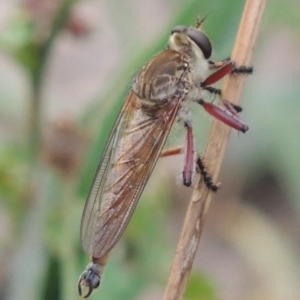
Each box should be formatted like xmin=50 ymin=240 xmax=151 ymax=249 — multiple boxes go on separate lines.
xmin=78 ymin=21 xmax=252 ymax=298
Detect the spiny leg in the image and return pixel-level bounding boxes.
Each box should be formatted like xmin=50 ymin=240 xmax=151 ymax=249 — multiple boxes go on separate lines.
xmin=231 ymin=65 xmax=253 ymax=75
xmin=203 ymin=87 xmax=243 ymax=114
xmin=203 ymin=59 xmax=253 ymax=102
xmin=222 ymin=99 xmax=243 ymax=114
xmin=208 ymin=58 xmax=253 ymax=74
xmin=197 ymin=58 xmax=252 ymax=131
xmin=159 ymin=124 xmax=218 ymax=191
xmin=196 ymin=155 xmax=219 ymax=192
xmin=203 ymin=86 xmax=221 ymax=96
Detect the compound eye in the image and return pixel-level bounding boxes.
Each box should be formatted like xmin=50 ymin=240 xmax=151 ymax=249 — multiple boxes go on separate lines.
xmin=187 ymin=29 xmax=212 ymax=59
xmin=171 ymin=25 xmax=188 ymax=35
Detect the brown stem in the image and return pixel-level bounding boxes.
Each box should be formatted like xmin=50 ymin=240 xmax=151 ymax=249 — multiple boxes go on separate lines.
xmin=163 ymin=0 xmax=267 ymax=299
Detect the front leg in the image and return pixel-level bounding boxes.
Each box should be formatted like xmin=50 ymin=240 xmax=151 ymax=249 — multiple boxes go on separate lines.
xmin=209 ymin=58 xmax=253 ymax=74
xmin=204 ymin=59 xmax=253 ymax=88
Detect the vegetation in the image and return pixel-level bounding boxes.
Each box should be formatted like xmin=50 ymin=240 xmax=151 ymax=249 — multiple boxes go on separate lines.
xmin=1 ymin=0 xmax=300 ymax=299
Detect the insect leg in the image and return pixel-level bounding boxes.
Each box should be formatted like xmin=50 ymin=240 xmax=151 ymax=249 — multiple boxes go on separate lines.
xmin=208 ymin=57 xmax=231 ymax=69
xmin=197 ymin=99 xmax=249 ymax=133
xmin=202 ymin=62 xmax=235 ymax=87
xmin=231 ymin=65 xmax=253 ymax=75
xmin=203 ymin=86 xmax=221 ymax=96
xmin=158 ymin=126 xmax=224 ymax=190
xmin=204 ymin=60 xmax=253 ymax=87
xmin=203 ymin=90 xmax=243 ymax=114
xmin=196 ymin=155 xmax=219 ymax=192
xmin=209 ymin=58 xmax=253 ymax=74
xmin=160 ymin=146 xmax=183 ymax=157
xmin=222 ymin=99 xmax=243 ymax=113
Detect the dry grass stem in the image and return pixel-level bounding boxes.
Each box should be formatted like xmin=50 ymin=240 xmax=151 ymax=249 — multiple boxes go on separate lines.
xmin=163 ymin=0 xmax=267 ymax=299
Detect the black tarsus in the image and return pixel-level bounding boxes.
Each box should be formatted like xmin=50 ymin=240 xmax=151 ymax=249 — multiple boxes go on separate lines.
xmin=231 ymin=65 xmax=253 ymax=75
xmin=203 ymin=86 xmax=221 ymax=95
xmin=231 ymin=103 xmax=243 ymax=113
xmin=196 ymin=156 xmax=219 ymax=192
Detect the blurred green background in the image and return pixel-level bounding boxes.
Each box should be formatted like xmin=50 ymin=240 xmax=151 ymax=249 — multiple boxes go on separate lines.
xmin=1 ymin=0 xmax=300 ymax=299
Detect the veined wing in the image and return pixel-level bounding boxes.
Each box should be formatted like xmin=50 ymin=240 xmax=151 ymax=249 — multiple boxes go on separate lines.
xmin=80 ymin=91 xmax=184 ymax=258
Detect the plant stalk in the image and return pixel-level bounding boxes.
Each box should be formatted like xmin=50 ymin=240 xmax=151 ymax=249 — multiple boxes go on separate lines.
xmin=163 ymin=0 xmax=267 ymax=299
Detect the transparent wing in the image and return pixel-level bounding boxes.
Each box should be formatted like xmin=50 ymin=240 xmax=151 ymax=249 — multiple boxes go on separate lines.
xmin=80 ymin=91 xmax=184 ymax=258
xmin=80 ymin=93 xmax=134 ymax=256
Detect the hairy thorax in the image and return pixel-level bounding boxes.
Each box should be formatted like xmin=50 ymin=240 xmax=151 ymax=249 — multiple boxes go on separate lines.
xmin=132 ymin=48 xmax=208 ymax=114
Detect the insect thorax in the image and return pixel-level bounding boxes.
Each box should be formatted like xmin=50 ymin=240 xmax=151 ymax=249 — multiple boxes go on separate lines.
xmin=132 ymin=50 xmax=191 ymax=103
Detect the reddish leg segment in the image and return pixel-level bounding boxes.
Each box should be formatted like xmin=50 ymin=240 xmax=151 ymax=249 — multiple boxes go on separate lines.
xmin=208 ymin=57 xmax=231 ymax=69
xmin=199 ymin=59 xmax=251 ymax=133
xmin=160 ymin=146 xmax=183 ymax=157
xmin=197 ymin=99 xmax=249 ymax=133
xmin=159 ymin=130 xmax=219 ymax=191
xmin=203 ymin=60 xmax=253 ymax=87
xmin=201 ymin=62 xmax=235 ymax=87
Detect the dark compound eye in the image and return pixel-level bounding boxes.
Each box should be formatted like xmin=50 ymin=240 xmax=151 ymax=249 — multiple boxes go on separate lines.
xmin=171 ymin=25 xmax=212 ymax=59
xmin=186 ymin=28 xmax=212 ymax=59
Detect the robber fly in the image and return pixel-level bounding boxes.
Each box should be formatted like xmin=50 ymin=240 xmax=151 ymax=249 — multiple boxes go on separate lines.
xmin=78 ymin=21 xmax=252 ymax=298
